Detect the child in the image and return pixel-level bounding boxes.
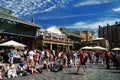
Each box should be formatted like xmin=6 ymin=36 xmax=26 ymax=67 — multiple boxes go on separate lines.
xmin=7 ymin=62 xmax=17 ymax=78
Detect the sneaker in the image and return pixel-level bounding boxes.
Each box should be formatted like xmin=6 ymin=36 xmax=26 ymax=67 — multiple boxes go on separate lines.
xmin=20 ymin=73 xmax=22 ymax=76
xmin=27 ymin=72 xmax=30 ymax=74
xmin=82 ymin=72 xmax=86 ymax=75
xmin=8 ymin=76 xmax=11 ymax=78
xmin=12 ymin=76 xmax=15 ymax=78
xmin=75 ymin=72 xmax=79 ymax=74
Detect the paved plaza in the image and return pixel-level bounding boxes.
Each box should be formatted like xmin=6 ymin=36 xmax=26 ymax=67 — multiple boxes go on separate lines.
xmin=3 ymin=64 xmax=120 ymax=80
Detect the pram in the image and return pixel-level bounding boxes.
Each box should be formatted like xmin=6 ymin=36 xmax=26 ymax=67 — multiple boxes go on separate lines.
xmin=49 ymin=59 xmax=63 ymax=72
xmin=43 ymin=59 xmax=63 ymax=72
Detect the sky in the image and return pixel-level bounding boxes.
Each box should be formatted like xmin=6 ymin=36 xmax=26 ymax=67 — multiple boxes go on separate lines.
xmin=0 ymin=0 xmax=120 ymax=36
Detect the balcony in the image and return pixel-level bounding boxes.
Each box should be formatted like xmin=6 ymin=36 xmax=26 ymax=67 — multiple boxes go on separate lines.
xmin=43 ymin=36 xmax=73 ymax=43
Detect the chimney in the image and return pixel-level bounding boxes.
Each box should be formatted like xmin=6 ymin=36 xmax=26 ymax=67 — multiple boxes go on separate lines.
xmin=107 ymin=23 xmax=109 ymax=26
xmin=31 ymin=18 xmax=34 ymax=24
xmin=99 ymin=25 xmax=100 ymax=28
xmin=115 ymin=21 xmax=117 ymax=25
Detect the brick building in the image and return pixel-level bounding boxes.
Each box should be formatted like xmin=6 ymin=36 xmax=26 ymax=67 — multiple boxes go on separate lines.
xmin=73 ymin=30 xmax=95 ymax=42
xmin=98 ymin=22 xmax=120 ymax=49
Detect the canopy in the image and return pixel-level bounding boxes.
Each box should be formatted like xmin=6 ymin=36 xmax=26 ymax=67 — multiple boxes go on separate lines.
xmin=81 ymin=46 xmax=93 ymax=50
xmin=93 ymin=46 xmax=106 ymax=50
xmin=112 ymin=47 xmax=120 ymax=50
xmin=0 ymin=40 xmax=26 ymax=49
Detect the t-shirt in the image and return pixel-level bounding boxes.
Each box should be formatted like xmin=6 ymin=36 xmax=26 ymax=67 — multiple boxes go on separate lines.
xmin=107 ymin=52 xmax=111 ymax=58
xmin=28 ymin=51 xmax=35 ymax=60
xmin=9 ymin=51 xmax=15 ymax=57
xmin=34 ymin=53 xmax=39 ymax=60
xmin=39 ymin=52 xmax=42 ymax=57
xmin=80 ymin=51 xmax=85 ymax=61
xmin=19 ymin=63 xmax=24 ymax=68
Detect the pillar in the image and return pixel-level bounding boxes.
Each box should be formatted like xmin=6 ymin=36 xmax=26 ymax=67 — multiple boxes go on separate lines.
xmin=50 ymin=43 xmax=53 ymax=50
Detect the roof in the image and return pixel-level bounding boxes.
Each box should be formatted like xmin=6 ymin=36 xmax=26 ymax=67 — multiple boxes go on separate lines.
xmin=0 ymin=6 xmax=14 ymax=15
xmin=94 ymin=37 xmax=105 ymax=40
xmin=0 ymin=13 xmax=41 ymax=28
xmin=47 ymin=26 xmax=63 ymax=35
xmin=61 ymin=29 xmax=83 ymax=39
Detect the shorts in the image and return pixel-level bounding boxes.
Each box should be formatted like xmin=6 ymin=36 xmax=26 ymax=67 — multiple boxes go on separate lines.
xmin=81 ymin=61 xmax=85 ymax=65
xmin=77 ymin=60 xmax=85 ymax=66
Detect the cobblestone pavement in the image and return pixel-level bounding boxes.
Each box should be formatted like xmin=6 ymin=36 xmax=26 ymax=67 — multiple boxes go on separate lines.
xmin=3 ymin=64 xmax=120 ymax=80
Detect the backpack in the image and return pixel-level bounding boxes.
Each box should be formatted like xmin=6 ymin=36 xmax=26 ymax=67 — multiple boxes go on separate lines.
xmin=22 ymin=71 xmax=27 ymax=76
xmin=36 ymin=68 xmax=42 ymax=73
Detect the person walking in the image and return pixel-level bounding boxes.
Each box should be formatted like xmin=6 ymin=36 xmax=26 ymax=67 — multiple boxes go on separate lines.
xmin=105 ymin=51 xmax=111 ymax=69
xmin=116 ymin=52 xmax=120 ymax=69
xmin=76 ymin=49 xmax=86 ymax=74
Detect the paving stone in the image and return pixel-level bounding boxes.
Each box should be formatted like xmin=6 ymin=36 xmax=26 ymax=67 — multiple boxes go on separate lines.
xmin=3 ymin=64 xmax=120 ymax=80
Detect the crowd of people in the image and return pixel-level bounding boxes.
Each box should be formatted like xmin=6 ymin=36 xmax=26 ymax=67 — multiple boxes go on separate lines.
xmin=0 ymin=48 xmax=120 ymax=80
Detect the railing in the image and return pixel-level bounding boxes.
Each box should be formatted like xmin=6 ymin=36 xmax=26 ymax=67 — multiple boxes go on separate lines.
xmin=43 ymin=36 xmax=73 ymax=42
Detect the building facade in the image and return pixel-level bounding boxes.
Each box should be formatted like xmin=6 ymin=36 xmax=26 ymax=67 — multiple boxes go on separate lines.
xmin=0 ymin=7 xmax=41 ymax=49
xmin=36 ymin=27 xmax=74 ymax=50
xmin=60 ymin=28 xmax=83 ymax=50
xmin=0 ymin=7 xmax=83 ymax=50
xmin=73 ymin=30 xmax=95 ymax=42
xmin=82 ymin=30 xmax=96 ymax=41
xmin=98 ymin=22 xmax=120 ymax=49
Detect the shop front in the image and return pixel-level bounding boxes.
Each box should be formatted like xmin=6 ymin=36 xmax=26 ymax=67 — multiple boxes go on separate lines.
xmin=0 ymin=10 xmax=41 ymax=49
xmin=36 ymin=29 xmax=73 ymax=50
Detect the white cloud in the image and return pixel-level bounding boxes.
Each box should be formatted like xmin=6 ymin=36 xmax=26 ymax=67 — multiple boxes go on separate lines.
xmin=0 ymin=0 xmax=72 ymax=17
xmin=65 ymin=18 xmax=120 ymax=30
xmin=113 ymin=7 xmax=120 ymax=12
xmin=74 ymin=0 xmax=112 ymax=7
xmin=38 ymin=11 xmax=112 ymax=20
xmin=41 ymin=5 xmax=56 ymax=12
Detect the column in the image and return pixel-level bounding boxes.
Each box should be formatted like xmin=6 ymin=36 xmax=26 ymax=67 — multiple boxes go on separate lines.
xmin=67 ymin=45 xmax=70 ymax=50
xmin=50 ymin=43 xmax=53 ymax=50
xmin=57 ymin=44 xmax=59 ymax=50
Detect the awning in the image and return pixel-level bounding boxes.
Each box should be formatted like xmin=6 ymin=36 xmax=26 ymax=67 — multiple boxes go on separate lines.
xmin=0 ymin=40 xmax=27 ymax=49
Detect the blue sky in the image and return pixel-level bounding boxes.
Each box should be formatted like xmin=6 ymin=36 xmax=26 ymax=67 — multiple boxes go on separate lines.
xmin=0 ymin=0 xmax=120 ymax=36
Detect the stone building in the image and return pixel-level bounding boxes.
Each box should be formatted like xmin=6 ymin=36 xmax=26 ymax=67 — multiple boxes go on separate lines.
xmin=36 ymin=26 xmax=83 ymax=50
xmin=98 ymin=22 xmax=120 ymax=49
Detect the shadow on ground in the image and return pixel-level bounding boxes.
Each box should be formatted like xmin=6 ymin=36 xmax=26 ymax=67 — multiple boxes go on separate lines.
xmin=65 ymin=72 xmax=85 ymax=75
xmin=108 ymin=71 xmax=120 ymax=73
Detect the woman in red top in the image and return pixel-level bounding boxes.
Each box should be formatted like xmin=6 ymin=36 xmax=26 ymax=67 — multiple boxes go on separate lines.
xmin=34 ymin=50 xmax=39 ymax=64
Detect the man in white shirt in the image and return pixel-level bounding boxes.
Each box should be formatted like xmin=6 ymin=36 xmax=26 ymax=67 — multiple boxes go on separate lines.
xmin=28 ymin=50 xmax=35 ymax=63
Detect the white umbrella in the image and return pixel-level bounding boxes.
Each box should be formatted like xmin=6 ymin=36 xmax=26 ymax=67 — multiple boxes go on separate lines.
xmin=93 ymin=46 xmax=106 ymax=50
xmin=0 ymin=40 xmax=26 ymax=49
xmin=81 ymin=46 xmax=93 ymax=50
xmin=112 ymin=47 xmax=120 ymax=50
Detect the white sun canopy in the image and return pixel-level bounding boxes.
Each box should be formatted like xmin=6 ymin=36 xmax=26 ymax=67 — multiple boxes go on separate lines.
xmin=0 ymin=40 xmax=26 ymax=49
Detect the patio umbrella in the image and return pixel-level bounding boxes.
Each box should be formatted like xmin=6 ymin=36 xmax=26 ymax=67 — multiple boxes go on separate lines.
xmin=81 ymin=46 xmax=93 ymax=50
xmin=0 ymin=40 xmax=26 ymax=49
xmin=112 ymin=47 xmax=120 ymax=50
xmin=93 ymin=46 xmax=107 ymax=50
